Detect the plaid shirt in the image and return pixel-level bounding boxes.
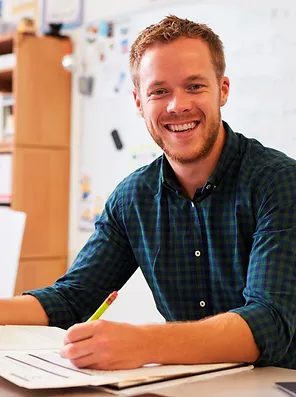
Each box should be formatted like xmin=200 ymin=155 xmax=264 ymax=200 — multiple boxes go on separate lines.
xmin=26 ymin=121 xmax=296 ymax=369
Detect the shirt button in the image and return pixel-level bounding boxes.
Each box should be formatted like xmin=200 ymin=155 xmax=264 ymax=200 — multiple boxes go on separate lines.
xmin=206 ymin=184 xmax=212 ymax=190
xmin=195 ymin=250 xmax=201 ymax=257
xmin=191 ymin=202 xmax=194 ymax=207
xmin=200 ymin=300 xmax=206 ymax=308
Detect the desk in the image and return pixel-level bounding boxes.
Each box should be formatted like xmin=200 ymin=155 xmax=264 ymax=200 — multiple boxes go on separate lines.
xmin=0 ymin=367 xmax=295 ymax=397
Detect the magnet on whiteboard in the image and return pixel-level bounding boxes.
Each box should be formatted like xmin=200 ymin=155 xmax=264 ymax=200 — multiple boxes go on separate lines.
xmin=78 ymin=75 xmax=94 ymax=96
xmin=111 ymin=129 xmax=123 ymax=150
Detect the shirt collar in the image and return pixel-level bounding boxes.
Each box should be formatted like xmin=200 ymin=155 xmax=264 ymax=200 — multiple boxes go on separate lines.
xmin=160 ymin=121 xmax=240 ymax=195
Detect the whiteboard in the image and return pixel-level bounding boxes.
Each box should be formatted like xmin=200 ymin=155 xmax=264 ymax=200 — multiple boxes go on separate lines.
xmin=78 ymin=1 xmax=296 ymax=230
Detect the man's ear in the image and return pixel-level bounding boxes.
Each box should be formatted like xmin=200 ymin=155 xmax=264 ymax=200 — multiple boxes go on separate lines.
xmin=220 ymin=76 xmax=230 ymax=107
xmin=133 ymin=89 xmax=143 ymax=117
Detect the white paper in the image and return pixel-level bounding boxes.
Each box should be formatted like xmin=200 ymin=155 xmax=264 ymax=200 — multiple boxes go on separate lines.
xmin=0 ymin=208 xmax=26 ymax=298
xmin=0 ymin=349 xmax=247 ymax=390
xmin=0 ymin=326 xmax=66 ymax=350
xmin=0 ymin=351 xmax=119 ymax=389
xmin=0 ymin=326 xmax=252 ymax=390
xmin=44 ymin=0 xmax=81 ymax=24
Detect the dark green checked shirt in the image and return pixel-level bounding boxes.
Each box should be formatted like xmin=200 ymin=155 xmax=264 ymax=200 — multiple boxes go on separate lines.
xmin=26 ymin=121 xmax=296 ymax=369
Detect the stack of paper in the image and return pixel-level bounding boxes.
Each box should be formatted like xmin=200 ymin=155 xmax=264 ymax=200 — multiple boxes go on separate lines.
xmin=0 ymin=325 xmax=66 ymax=350
xmin=0 ymin=326 xmax=253 ymax=391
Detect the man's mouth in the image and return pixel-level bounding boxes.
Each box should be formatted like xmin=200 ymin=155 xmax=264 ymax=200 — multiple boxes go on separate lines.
xmin=165 ymin=121 xmax=200 ymax=132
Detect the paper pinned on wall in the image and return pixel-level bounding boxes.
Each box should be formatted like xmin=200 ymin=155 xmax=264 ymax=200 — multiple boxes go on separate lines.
xmin=130 ymin=145 xmax=162 ymax=171
xmin=3 ymin=0 xmax=38 ymax=23
xmin=0 ymin=208 xmax=26 ymax=298
xmin=41 ymin=0 xmax=83 ymax=32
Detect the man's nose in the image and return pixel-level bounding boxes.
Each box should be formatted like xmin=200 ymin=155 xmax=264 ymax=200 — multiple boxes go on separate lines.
xmin=166 ymin=91 xmax=193 ymax=115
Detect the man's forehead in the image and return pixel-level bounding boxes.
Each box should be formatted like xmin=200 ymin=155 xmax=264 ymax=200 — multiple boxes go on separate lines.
xmin=139 ymin=38 xmax=211 ymax=70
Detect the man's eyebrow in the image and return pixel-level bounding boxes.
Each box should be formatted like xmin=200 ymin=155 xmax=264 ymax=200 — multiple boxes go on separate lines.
xmin=146 ymin=75 xmax=209 ymax=91
xmin=185 ymin=75 xmax=209 ymax=82
xmin=147 ymin=80 xmax=166 ymax=90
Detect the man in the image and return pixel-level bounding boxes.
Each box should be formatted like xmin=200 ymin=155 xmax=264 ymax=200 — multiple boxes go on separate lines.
xmin=1 ymin=15 xmax=296 ymax=370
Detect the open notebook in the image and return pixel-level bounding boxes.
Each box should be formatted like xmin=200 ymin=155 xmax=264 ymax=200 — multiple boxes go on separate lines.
xmin=0 ymin=326 xmax=253 ymax=390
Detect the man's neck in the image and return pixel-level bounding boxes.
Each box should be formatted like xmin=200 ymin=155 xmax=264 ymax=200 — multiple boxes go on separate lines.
xmin=168 ymin=125 xmax=226 ymax=200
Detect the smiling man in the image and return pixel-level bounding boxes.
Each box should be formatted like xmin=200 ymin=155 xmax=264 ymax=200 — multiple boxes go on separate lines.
xmin=133 ymin=35 xmax=229 ymax=198
xmin=0 ymin=15 xmax=296 ymax=371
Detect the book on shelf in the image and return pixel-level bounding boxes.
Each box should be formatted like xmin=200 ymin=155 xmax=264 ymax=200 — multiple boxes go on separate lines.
xmin=0 ymin=93 xmax=14 ymax=141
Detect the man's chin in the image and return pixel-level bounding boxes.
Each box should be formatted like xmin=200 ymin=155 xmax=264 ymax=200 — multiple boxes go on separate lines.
xmin=164 ymin=150 xmax=202 ymax=164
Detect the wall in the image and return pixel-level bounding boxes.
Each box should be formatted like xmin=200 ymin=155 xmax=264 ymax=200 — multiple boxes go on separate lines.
xmin=67 ymin=0 xmax=166 ymax=324
xmin=68 ymin=0 xmax=296 ymax=323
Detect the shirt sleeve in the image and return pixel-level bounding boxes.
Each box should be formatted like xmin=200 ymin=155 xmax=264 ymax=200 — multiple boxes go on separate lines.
xmin=23 ymin=183 xmax=138 ymax=329
xmin=230 ymin=165 xmax=296 ymax=366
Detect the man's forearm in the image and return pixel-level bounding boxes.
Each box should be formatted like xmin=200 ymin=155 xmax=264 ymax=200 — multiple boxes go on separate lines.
xmin=140 ymin=312 xmax=260 ymax=365
xmin=0 ymin=295 xmax=49 ymax=325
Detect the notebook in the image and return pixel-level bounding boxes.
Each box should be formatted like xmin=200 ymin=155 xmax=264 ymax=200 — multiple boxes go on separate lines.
xmin=275 ymin=382 xmax=296 ymax=396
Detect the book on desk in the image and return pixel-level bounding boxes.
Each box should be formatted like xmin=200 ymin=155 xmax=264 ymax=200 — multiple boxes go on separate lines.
xmin=0 ymin=325 xmax=253 ymax=391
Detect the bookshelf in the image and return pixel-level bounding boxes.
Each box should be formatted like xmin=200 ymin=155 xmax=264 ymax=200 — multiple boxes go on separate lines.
xmin=0 ymin=33 xmax=71 ymax=295
xmin=0 ymin=34 xmax=13 ymax=54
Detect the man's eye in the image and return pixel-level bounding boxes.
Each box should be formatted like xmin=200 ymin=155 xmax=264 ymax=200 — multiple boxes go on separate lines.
xmin=151 ymin=89 xmax=167 ymax=95
xmin=188 ymin=84 xmax=203 ymax=91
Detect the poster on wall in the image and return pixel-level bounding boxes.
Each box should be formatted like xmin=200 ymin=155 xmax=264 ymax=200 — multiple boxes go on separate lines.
xmin=2 ymin=0 xmax=38 ymax=24
xmin=41 ymin=0 xmax=83 ymax=33
xmin=83 ymin=17 xmax=133 ymax=100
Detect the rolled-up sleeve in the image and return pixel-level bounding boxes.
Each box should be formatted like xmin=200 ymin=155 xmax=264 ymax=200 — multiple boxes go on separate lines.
xmin=230 ymin=166 xmax=296 ymax=367
xmin=23 ymin=183 xmax=138 ymax=329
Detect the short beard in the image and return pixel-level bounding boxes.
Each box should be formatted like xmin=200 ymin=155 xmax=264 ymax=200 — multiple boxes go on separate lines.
xmin=149 ymin=111 xmax=221 ymax=165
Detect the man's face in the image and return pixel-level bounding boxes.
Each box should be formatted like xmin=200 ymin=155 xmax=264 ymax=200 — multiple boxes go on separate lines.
xmin=133 ymin=37 xmax=229 ymax=164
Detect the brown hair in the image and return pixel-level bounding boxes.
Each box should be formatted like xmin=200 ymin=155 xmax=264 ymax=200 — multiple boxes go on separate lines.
xmin=129 ymin=15 xmax=226 ymax=88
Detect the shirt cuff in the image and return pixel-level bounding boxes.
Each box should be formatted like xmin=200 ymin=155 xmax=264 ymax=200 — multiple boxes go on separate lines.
xmin=229 ymin=304 xmax=285 ymax=366
xmin=23 ymin=287 xmax=77 ymax=329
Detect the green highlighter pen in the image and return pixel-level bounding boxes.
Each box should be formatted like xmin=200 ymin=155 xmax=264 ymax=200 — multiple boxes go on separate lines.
xmin=87 ymin=291 xmax=118 ymax=322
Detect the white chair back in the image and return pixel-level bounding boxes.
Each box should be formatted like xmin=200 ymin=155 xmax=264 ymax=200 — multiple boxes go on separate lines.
xmin=0 ymin=208 xmax=26 ymax=298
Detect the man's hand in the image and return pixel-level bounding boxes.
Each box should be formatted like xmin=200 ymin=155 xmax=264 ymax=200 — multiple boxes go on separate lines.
xmin=60 ymin=320 xmax=149 ymax=370
xmin=60 ymin=313 xmax=259 ymax=370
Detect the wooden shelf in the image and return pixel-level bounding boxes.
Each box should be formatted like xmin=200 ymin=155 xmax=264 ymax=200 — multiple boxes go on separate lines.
xmin=0 ymin=34 xmax=14 ymax=55
xmin=0 ymin=67 xmax=13 ymax=77
xmin=0 ymin=34 xmax=72 ymax=293
xmin=0 ymin=68 xmax=13 ymax=91
xmin=0 ymin=140 xmax=13 ymax=153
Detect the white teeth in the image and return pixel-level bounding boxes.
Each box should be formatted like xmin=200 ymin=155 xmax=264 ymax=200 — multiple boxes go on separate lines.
xmin=167 ymin=122 xmax=198 ymax=132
